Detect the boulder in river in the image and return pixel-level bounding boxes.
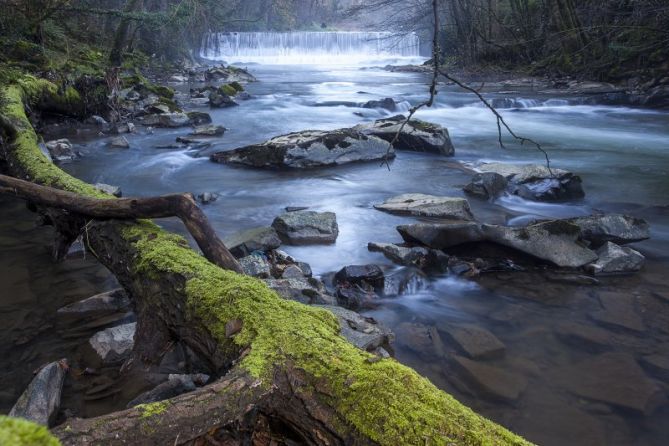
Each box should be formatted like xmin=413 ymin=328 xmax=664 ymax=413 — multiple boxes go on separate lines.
xmin=476 ymin=162 xmax=584 ymax=201
xmin=89 ymin=322 xmax=136 ymax=364
xmin=587 ymin=242 xmax=645 ymax=275
xmin=317 ymin=305 xmax=394 ymax=352
xmin=9 ymin=360 xmax=68 ymax=426
xmin=140 ymin=112 xmax=190 ymax=128
xmin=211 ymin=128 xmax=393 ymax=168
xmin=190 ymin=124 xmax=226 ymax=136
xmin=463 ymin=172 xmax=508 ymax=199
xmin=204 ymin=65 xmax=257 ymax=83
xmin=361 ymin=97 xmax=397 ymax=111
xmin=374 ymin=193 xmax=475 ymax=221
xmin=398 ymin=220 xmax=598 ymax=268
xmin=334 ymin=264 xmax=385 ymax=291
xmin=44 ymin=139 xmax=76 ymax=163
xmin=272 ymin=211 xmax=338 ymax=245
xmin=568 ymin=214 xmax=650 ymax=246
xmin=354 ymin=115 xmax=454 ymax=155
xmin=209 ymin=91 xmax=238 ymax=108
xmin=109 ymin=136 xmax=130 ymax=148
xmin=186 ymin=111 xmax=212 ymax=125
xmin=453 ymin=356 xmax=527 ymax=402
xmin=224 ymin=226 xmax=282 ymax=258
xmin=196 ymin=192 xmax=219 ymax=204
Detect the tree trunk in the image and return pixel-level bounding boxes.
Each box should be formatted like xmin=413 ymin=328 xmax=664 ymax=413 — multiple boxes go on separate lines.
xmin=109 ymin=0 xmax=143 ymax=66
xmin=0 ymin=80 xmax=530 ymax=446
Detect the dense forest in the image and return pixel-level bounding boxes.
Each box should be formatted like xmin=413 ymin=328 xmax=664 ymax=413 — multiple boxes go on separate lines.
xmin=1 ymin=1 xmax=668 ymax=445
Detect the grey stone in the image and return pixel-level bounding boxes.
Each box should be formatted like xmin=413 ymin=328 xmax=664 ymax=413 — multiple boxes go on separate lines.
xmin=334 ymin=264 xmax=384 ymax=291
xmin=444 ymin=325 xmax=506 ymax=360
xmin=196 ymin=192 xmax=219 ymax=204
xmin=190 ymin=124 xmax=226 ymax=136
xmin=463 ymin=172 xmax=508 ymax=199
xmin=114 ymin=122 xmax=135 ymax=134
xmin=354 ymin=115 xmax=454 ymax=155
xmin=335 ymin=286 xmax=379 ymax=310
xmin=44 ymin=139 xmax=76 ymax=162
xmin=209 ymin=91 xmax=238 ymax=108
xmin=477 ymin=162 xmax=584 ymax=201
xmin=109 ymin=136 xmax=130 ymax=148
xmin=589 ymin=291 xmax=646 ymax=332
xmin=281 ymin=264 xmax=304 ymax=279
xmin=211 ymin=129 xmax=393 ymax=168
xmin=569 ymin=214 xmax=650 ymax=246
xmin=58 ymin=289 xmax=129 ymax=319
xmin=553 ymin=353 xmax=663 ymax=414
xmin=395 ymin=322 xmax=446 ymax=360
xmin=126 ymin=374 xmax=201 ymax=408
xmin=89 ymin=322 xmax=136 ymax=364
xmin=186 ymin=111 xmax=212 ymax=126
xmin=9 ymin=360 xmax=67 ymax=426
xmin=141 ymin=112 xmax=190 ymax=128
xmin=481 ymin=221 xmax=598 ymax=268
xmin=224 ymin=227 xmax=282 ymax=257
xmin=587 ymin=242 xmax=645 ymax=274
xmin=554 ymin=321 xmax=612 ymax=352
xmin=204 ymin=65 xmax=257 ymax=83
xmin=397 ymin=221 xmax=485 ymax=250
xmin=147 ymin=103 xmax=170 ymax=114
xmin=272 ymin=211 xmax=338 ymax=245
xmin=453 ymin=356 xmax=527 ymax=402
xmin=265 ymin=277 xmax=335 ymax=305
xmin=239 ymin=254 xmax=271 ymax=278
xmin=361 ymin=97 xmax=396 ymax=111
xmin=94 ymin=183 xmax=122 ymax=197
xmin=317 ymin=305 xmax=393 ymax=352
xmin=368 ymin=242 xmax=429 ymax=266
xmin=374 ymin=193 xmax=474 ymax=221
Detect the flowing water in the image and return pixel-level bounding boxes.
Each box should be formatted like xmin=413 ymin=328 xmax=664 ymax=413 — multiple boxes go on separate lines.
xmin=2 ymin=39 xmax=669 ymax=445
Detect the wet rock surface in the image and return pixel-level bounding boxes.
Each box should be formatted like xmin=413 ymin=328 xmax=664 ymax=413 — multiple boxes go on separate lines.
xmin=204 ymin=65 xmax=257 ymax=83
xmin=44 ymin=139 xmax=76 ymax=162
xmin=354 ymin=115 xmax=455 ymax=155
xmin=444 ymin=325 xmax=506 ymax=360
xmin=587 ymin=242 xmax=645 ymax=274
xmin=552 ymin=353 xmax=663 ymax=414
xmin=140 ymin=112 xmax=190 ymax=128
xmin=463 ymin=172 xmax=508 ymax=199
xmin=569 ymin=214 xmax=650 ymax=246
xmin=89 ymin=322 xmax=136 ymax=364
xmin=589 ymin=291 xmax=646 ymax=332
xmin=9 ymin=360 xmax=67 ymax=426
xmin=265 ymin=277 xmax=335 ymax=305
xmin=318 ymin=305 xmax=393 ymax=352
xmin=272 ymin=211 xmax=338 ymax=245
xmin=224 ymin=226 xmax=282 ymax=257
xmin=476 ymin=162 xmax=584 ymax=201
xmin=211 ymin=128 xmax=393 ymax=168
xmin=374 ymin=193 xmax=475 ymax=221
xmin=452 ymin=356 xmax=528 ymax=402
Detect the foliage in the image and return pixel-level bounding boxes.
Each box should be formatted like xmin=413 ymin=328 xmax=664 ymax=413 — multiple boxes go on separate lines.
xmin=0 ymin=416 xmax=62 ymax=446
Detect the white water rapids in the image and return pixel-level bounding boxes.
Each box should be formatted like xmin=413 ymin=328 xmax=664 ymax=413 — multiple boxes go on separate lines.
xmin=200 ymin=31 xmax=422 ymax=64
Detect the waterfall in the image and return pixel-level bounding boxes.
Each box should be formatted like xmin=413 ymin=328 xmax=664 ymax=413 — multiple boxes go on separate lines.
xmin=200 ymin=31 xmax=422 ymax=65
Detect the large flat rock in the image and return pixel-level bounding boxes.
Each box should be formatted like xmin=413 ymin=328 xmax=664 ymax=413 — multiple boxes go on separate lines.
xmin=552 ymin=353 xmax=663 ymax=414
xmin=453 ymin=356 xmax=527 ymax=402
xmin=224 ymin=226 xmax=282 ymax=258
xmin=374 ymin=194 xmax=474 ymax=220
xmin=354 ymin=115 xmax=455 ymax=155
xmin=569 ymin=214 xmax=650 ymax=246
xmin=272 ymin=211 xmax=338 ymax=245
xmin=589 ymin=291 xmax=646 ymax=332
xmin=444 ymin=325 xmax=506 ymax=359
xmin=211 ymin=128 xmax=393 ymax=168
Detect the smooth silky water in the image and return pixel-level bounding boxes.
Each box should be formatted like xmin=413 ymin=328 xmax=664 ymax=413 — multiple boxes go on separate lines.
xmin=2 ymin=34 xmax=669 ymax=445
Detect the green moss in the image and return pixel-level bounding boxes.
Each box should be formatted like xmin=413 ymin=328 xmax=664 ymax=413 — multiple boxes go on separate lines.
xmin=1 ymin=78 xmax=531 ymax=446
xmin=121 ymin=224 xmax=530 ymax=446
xmin=410 ymin=119 xmax=438 ymax=132
xmin=121 ymin=73 xmax=174 ymax=100
xmin=229 ymin=81 xmax=244 ymax=92
xmin=218 ymin=84 xmax=237 ymax=97
xmin=137 ymin=401 xmax=170 ymax=419
xmin=0 ymin=416 xmax=61 ymax=446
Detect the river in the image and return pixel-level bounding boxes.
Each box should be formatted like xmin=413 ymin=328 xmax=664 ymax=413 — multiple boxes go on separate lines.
xmin=1 ymin=43 xmax=668 ymax=445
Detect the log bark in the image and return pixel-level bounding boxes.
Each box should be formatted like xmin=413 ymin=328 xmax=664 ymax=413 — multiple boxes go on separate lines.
xmin=0 ymin=79 xmax=531 ymax=446
xmin=0 ymin=173 xmax=242 ymax=274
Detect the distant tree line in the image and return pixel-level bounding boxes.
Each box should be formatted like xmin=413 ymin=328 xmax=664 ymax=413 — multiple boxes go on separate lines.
xmin=350 ymin=0 xmax=669 ymax=82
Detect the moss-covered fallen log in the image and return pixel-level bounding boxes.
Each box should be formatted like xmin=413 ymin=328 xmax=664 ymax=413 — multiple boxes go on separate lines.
xmin=0 ymin=77 xmax=532 ymax=445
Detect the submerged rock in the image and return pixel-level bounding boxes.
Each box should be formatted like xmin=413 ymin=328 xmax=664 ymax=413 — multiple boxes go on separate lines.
xmin=9 ymin=360 xmax=68 ymax=426
xmin=589 ymin=291 xmax=645 ymax=332
xmin=587 ymin=242 xmax=645 ymax=274
xmin=211 ymin=128 xmax=393 ymax=168
xmin=272 ymin=211 xmax=338 ymax=245
xmin=374 ymin=193 xmax=474 ymax=221
xmin=554 ymin=321 xmax=612 ymax=352
xmin=453 ymin=356 xmax=527 ymax=402
xmin=476 ymin=162 xmax=584 ymax=201
xmin=224 ymin=226 xmax=282 ymax=258
xmin=463 ymin=172 xmax=508 ymax=199
xmin=395 ymin=322 xmax=446 ymax=360
xmin=568 ymin=214 xmax=650 ymax=246
xmin=444 ymin=325 xmax=506 ymax=360
xmin=89 ymin=322 xmax=136 ymax=364
xmin=553 ymin=353 xmax=663 ymax=414
xmin=354 ymin=115 xmax=454 ymax=155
